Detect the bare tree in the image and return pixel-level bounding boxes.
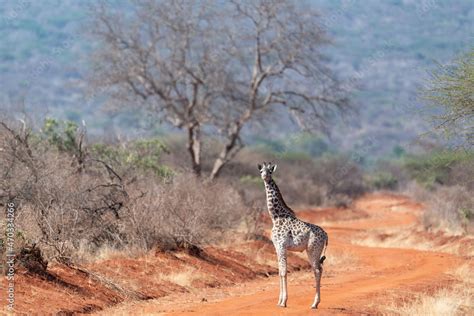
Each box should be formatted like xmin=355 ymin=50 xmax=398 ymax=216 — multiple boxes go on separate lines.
xmin=90 ymin=0 xmax=349 ymax=178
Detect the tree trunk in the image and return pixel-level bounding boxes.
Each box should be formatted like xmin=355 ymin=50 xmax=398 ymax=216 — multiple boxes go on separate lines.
xmin=210 ymin=124 xmax=242 ymax=180
xmin=210 ymin=157 xmax=225 ymax=180
xmin=187 ymin=123 xmax=202 ymax=176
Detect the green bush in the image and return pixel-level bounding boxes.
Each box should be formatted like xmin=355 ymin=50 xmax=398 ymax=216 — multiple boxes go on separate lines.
xmin=459 ymin=207 xmax=473 ymax=225
xmin=392 ymin=145 xmax=406 ymax=158
xmin=43 ymin=118 xmax=79 ymax=153
xmin=253 ymin=132 xmax=331 ymax=158
xmin=239 ymin=175 xmax=262 ymax=186
xmin=423 ymin=49 xmax=474 ymax=146
xmin=91 ymin=138 xmax=173 ymax=178
xmin=403 ymin=150 xmax=473 ymax=189
xmin=286 ymin=133 xmax=330 ymax=157
xmin=369 ymin=172 xmax=398 ymax=190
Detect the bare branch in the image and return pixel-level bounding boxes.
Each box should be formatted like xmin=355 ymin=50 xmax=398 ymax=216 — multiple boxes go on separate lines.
xmin=90 ymin=0 xmax=350 ymax=178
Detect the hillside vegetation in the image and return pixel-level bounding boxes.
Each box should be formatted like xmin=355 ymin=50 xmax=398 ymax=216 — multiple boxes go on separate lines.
xmin=1 ymin=1 xmax=472 ymax=156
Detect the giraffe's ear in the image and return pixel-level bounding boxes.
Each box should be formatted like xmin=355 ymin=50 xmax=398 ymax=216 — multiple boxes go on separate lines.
xmin=271 ymin=164 xmax=277 ymax=172
xmin=257 ymin=164 xmax=262 ymax=171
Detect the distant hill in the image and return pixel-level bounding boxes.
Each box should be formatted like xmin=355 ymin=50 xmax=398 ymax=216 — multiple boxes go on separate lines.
xmin=1 ymin=0 xmax=472 ymax=156
xmin=313 ymin=0 xmax=473 ymax=155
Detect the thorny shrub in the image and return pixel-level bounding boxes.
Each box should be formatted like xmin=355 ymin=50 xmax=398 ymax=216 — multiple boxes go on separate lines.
xmin=0 ymin=120 xmax=245 ymax=263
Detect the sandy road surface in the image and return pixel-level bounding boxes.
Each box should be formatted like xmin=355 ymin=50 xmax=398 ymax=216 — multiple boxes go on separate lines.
xmin=98 ymin=194 xmax=464 ymax=315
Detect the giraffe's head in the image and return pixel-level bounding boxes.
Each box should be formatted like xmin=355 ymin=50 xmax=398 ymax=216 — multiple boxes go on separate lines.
xmin=257 ymin=162 xmax=277 ymax=182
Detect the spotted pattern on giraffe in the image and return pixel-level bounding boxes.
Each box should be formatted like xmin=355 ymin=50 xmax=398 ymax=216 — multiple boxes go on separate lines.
xmin=258 ymin=162 xmax=328 ymax=309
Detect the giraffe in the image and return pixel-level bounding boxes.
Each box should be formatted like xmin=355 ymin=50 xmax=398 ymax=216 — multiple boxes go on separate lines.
xmin=258 ymin=162 xmax=328 ymax=309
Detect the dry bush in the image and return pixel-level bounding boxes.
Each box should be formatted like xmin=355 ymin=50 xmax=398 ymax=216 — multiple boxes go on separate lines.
xmin=165 ymin=141 xmax=367 ymax=209
xmin=0 ymin=122 xmax=128 ymax=262
xmin=402 ymin=180 xmax=431 ymax=201
xmin=367 ymin=161 xmax=407 ymax=191
xmin=228 ymin=149 xmax=366 ymax=208
xmin=124 ymin=175 xmax=244 ymax=251
xmin=259 ymin=155 xmax=365 ymax=207
xmin=239 ymin=206 xmax=267 ymax=241
xmin=14 ymin=244 xmax=48 ymax=274
xmin=446 ymin=158 xmax=474 ymax=190
xmin=403 ymin=180 xmax=473 ymax=235
xmin=0 ymin=121 xmax=247 ymax=263
xmin=1 ymin=118 xmax=366 ymax=264
xmin=423 ymin=185 xmax=473 ymax=235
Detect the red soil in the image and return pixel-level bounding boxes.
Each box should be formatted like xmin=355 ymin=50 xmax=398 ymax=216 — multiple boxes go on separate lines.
xmin=2 ymin=193 xmax=470 ymax=315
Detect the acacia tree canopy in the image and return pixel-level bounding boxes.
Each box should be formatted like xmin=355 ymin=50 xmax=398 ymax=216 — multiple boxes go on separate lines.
xmin=424 ymin=49 xmax=474 ymax=148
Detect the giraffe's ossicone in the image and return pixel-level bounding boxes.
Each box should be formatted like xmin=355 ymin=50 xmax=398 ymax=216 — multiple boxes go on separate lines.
xmin=258 ymin=162 xmax=328 ymax=309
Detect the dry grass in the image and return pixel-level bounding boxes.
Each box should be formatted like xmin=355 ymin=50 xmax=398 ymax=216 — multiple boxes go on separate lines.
xmin=449 ymin=263 xmax=474 ymax=284
xmin=384 ymin=263 xmax=473 ymax=315
xmin=384 ymin=287 xmax=472 ymax=315
xmin=75 ymin=243 xmax=146 ymax=263
xmin=353 ymin=228 xmax=474 ymax=257
xmin=159 ymin=267 xmax=207 ymax=288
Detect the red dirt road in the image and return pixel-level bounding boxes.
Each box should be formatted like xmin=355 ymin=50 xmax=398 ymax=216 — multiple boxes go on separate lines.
xmin=98 ymin=194 xmax=466 ymax=315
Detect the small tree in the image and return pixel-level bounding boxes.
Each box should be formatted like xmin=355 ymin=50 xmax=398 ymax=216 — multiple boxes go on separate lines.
xmin=424 ymin=49 xmax=474 ymax=147
xmin=90 ymin=0 xmax=349 ymax=178
xmin=42 ymin=118 xmax=87 ymax=168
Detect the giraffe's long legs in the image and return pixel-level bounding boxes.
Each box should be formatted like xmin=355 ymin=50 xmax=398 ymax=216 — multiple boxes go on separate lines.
xmin=281 ymin=272 xmax=288 ymax=307
xmin=276 ymin=248 xmax=288 ymax=307
xmin=278 ymin=274 xmax=283 ymax=305
xmin=307 ymin=241 xmax=324 ymax=309
xmin=311 ymin=265 xmax=322 ymax=309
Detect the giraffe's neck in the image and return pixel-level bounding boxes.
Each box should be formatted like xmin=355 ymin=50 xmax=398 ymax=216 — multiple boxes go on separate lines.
xmin=264 ymin=178 xmax=296 ymax=220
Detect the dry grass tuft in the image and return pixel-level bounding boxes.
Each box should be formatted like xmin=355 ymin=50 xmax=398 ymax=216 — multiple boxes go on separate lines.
xmin=76 ymin=243 xmax=145 ymax=263
xmin=384 ymin=263 xmax=473 ymax=315
xmin=385 ymin=287 xmax=472 ymax=316
xmin=449 ymin=263 xmax=474 ymax=284
xmin=159 ymin=267 xmax=207 ymax=288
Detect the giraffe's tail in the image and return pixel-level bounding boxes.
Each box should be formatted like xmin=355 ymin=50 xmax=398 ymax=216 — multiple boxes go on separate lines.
xmin=319 ymin=237 xmax=328 ymax=265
